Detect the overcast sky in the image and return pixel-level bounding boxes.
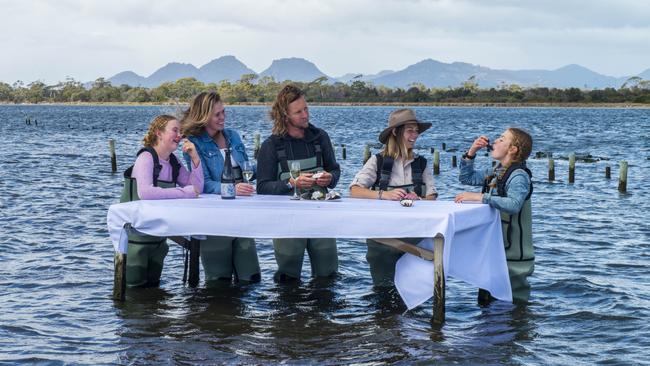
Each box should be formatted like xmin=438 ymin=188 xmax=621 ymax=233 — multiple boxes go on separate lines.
xmin=2 ymin=0 xmax=649 ymax=84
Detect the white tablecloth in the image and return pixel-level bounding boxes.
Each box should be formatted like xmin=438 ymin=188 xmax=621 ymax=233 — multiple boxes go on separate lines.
xmin=107 ymin=194 xmax=512 ymax=308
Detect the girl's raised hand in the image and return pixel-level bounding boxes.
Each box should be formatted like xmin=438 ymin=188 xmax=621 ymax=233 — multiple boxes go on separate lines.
xmin=181 ymin=139 xmax=201 ymax=167
xmin=469 ymin=135 xmax=490 ymax=156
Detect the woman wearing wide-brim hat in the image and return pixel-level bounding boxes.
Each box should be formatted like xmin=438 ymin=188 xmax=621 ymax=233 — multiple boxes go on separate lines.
xmin=350 ymin=108 xmax=438 ymax=287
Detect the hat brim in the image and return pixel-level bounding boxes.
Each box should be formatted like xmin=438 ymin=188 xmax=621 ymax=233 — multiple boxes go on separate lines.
xmin=378 ymin=120 xmax=432 ymax=144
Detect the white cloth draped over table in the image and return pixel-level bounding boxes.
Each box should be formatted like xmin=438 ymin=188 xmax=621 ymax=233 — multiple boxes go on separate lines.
xmin=107 ymin=195 xmax=512 ymax=308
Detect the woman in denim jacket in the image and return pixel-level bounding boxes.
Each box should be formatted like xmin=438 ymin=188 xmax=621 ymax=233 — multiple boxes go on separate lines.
xmin=181 ymin=92 xmax=261 ymax=284
xmin=455 ymin=127 xmax=534 ymax=304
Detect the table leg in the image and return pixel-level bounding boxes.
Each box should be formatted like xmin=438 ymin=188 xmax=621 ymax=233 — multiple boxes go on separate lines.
xmin=432 ymin=234 xmax=445 ymax=324
xmin=188 ymin=238 xmax=200 ymax=287
xmin=113 ymin=251 xmax=126 ymax=301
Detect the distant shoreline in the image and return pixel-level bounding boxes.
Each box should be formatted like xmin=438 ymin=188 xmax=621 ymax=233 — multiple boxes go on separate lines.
xmin=1 ymin=101 xmax=649 ymax=108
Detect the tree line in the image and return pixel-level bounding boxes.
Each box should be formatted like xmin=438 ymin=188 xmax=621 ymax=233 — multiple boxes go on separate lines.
xmin=2 ymin=74 xmax=649 ymax=104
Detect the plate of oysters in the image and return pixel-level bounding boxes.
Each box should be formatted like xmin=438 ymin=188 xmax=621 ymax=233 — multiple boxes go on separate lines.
xmin=300 ymin=190 xmax=342 ymax=201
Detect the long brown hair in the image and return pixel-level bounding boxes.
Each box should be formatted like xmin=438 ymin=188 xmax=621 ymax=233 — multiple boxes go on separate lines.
xmin=181 ymin=91 xmax=222 ymax=137
xmin=381 ymin=124 xmax=413 ymax=160
xmin=142 ymin=115 xmax=177 ymax=147
xmin=270 ymin=84 xmax=304 ymax=136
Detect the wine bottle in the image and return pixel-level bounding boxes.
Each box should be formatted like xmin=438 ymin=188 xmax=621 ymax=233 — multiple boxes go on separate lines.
xmin=221 ymin=147 xmax=236 ymax=199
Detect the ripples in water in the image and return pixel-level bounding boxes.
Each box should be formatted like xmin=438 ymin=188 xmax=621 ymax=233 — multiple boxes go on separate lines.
xmin=1 ymin=105 xmax=649 ymax=364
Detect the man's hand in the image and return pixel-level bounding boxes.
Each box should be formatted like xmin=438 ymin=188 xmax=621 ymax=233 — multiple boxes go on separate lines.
xmin=314 ymin=171 xmax=332 ymax=187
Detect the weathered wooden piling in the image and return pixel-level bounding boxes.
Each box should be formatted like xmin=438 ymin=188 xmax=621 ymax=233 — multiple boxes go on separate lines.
xmin=253 ymin=133 xmax=261 ymax=159
xmin=109 ymin=139 xmax=117 ymax=173
xmin=548 ymin=157 xmax=555 ymax=181
xmin=451 ymin=155 xmax=457 ymax=168
xmin=433 ymin=150 xmax=440 ymax=175
xmin=568 ymin=153 xmax=576 ymax=183
xmin=113 ymin=252 xmax=126 ymax=301
xmin=432 ymin=235 xmax=445 ymax=325
xmin=363 ymin=144 xmax=371 ymax=164
xmin=618 ymin=161 xmax=628 ymax=193
xmin=341 ymin=144 xmax=347 ymax=160
xmin=605 ymin=165 xmax=611 ymax=179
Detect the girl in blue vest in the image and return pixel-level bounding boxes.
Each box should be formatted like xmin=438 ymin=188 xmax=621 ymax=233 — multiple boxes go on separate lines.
xmin=455 ymin=127 xmax=534 ymax=303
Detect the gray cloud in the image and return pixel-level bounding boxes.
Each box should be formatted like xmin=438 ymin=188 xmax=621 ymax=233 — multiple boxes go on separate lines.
xmin=1 ymin=0 xmax=649 ymax=83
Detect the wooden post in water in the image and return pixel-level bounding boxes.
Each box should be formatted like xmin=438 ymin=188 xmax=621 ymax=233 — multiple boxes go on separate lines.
xmin=341 ymin=144 xmax=347 ymax=160
xmin=188 ymin=238 xmax=200 ymax=287
xmin=109 ymin=139 xmax=117 ymax=173
xmin=113 ymin=252 xmax=126 ymax=301
xmin=618 ymin=161 xmax=628 ymax=193
xmin=253 ymin=133 xmax=261 ymax=159
xmin=432 ymin=234 xmax=445 ymax=325
xmin=363 ymin=144 xmax=371 ymax=164
xmin=451 ymin=155 xmax=457 ymax=168
xmin=568 ymin=153 xmax=575 ymax=183
xmin=442 ymin=142 xmax=446 ymax=151
xmin=605 ymin=165 xmax=611 ymax=179
xmin=433 ymin=150 xmax=440 ymax=175
xmin=548 ymin=157 xmax=555 ymax=181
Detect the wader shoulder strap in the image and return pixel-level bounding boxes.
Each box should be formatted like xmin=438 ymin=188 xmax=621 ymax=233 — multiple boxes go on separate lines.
xmin=497 ymin=162 xmax=533 ymax=200
xmin=274 ymin=138 xmax=324 ymax=174
xmin=373 ymin=153 xmax=394 ymax=191
xmin=169 ymin=153 xmax=181 ymax=185
xmin=411 ymin=155 xmax=426 ymax=197
xmin=313 ymin=140 xmax=323 ymax=168
xmin=274 ymin=138 xmax=290 ymax=174
xmin=136 ymin=147 xmax=163 ymax=186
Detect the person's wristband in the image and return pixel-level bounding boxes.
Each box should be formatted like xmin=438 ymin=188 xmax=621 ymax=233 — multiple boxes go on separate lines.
xmin=377 ymin=190 xmax=384 ymax=200
xmin=462 ymin=151 xmax=476 ymax=160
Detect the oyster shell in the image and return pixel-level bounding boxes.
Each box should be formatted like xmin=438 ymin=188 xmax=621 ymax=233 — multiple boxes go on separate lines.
xmin=400 ymin=198 xmax=414 ymax=207
xmin=325 ymin=191 xmax=341 ymax=200
xmin=311 ymin=191 xmax=325 ymax=200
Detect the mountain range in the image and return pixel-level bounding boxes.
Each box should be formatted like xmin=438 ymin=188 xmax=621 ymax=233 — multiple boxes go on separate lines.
xmin=106 ymin=55 xmax=649 ymax=90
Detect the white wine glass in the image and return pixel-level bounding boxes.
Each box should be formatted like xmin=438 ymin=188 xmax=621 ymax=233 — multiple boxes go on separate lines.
xmin=242 ymin=161 xmax=254 ymax=184
xmin=290 ymin=161 xmax=301 ymax=200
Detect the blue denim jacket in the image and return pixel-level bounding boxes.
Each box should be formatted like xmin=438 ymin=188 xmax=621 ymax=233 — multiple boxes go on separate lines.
xmin=459 ymin=158 xmax=531 ymax=215
xmin=184 ymin=128 xmax=251 ymax=194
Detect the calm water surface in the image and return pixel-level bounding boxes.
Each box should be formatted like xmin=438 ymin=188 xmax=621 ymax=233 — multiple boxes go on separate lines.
xmin=1 ymin=105 xmax=649 ymax=365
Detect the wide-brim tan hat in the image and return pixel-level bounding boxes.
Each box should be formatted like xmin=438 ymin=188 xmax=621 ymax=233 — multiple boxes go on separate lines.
xmin=378 ymin=108 xmax=432 ymax=144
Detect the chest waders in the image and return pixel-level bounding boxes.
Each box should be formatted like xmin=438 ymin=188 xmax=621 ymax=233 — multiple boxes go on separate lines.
xmin=372 ymin=153 xmax=427 ymax=198
xmin=483 ymin=163 xmax=535 ymax=302
xmin=201 ymin=142 xmax=260 ymax=284
xmin=366 ymin=154 xmax=428 ymax=286
xmin=120 ymin=147 xmax=179 ymax=287
xmin=270 ymin=138 xmax=338 ymax=282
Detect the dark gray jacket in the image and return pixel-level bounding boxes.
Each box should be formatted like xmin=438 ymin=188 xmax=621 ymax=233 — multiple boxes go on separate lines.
xmin=257 ymin=124 xmax=340 ymax=195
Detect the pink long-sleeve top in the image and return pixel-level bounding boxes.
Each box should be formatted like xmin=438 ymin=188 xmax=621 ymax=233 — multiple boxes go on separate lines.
xmin=132 ymin=151 xmax=204 ymax=200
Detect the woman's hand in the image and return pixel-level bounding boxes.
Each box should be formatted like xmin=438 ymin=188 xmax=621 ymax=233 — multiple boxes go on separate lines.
xmin=403 ymin=192 xmax=420 ymax=200
xmin=454 ymin=191 xmax=483 ymax=203
xmin=235 ymin=182 xmax=255 ymax=196
xmin=181 ymin=139 xmax=201 ymax=167
xmin=468 ymin=135 xmax=490 ymax=157
xmin=381 ymin=188 xmax=408 ymax=201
